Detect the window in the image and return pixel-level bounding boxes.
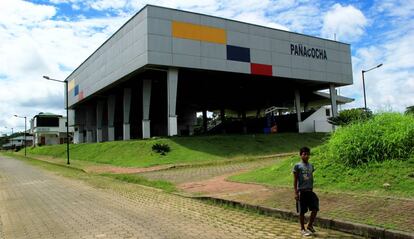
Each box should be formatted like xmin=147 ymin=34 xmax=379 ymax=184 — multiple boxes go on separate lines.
xmin=36 ymin=117 xmax=59 ymax=127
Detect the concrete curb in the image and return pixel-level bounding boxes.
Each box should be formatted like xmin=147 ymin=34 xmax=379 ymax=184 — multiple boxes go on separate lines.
xmin=193 ymin=196 xmax=414 ymax=239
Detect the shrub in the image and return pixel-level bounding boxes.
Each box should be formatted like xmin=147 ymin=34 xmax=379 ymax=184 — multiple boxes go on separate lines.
xmin=152 ymin=143 xmax=170 ymax=155
xmin=327 ymin=113 xmax=414 ymax=167
xmin=328 ymin=108 xmax=373 ymax=126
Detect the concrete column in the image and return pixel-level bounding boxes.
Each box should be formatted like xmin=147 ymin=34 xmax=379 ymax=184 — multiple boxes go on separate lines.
xmin=304 ymin=102 xmax=309 ymax=112
xmin=295 ymin=89 xmax=301 ymax=122
xmin=77 ymin=125 xmax=84 ymax=143
xmin=107 ymin=94 xmax=116 ymax=141
xmin=123 ymin=88 xmax=131 ymax=140
xmin=142 ymin=80 xmax=151 ymax=139
xmin=74 ymin=107 xmax=83 ymax=144
xmin=329 ymin=84 xmax=338 ymax=117
xmin=96 ymin=100 xmax=104 ymax=143
xmin=202 ymin=109 xmax=208 ymax=133
xmin=242 ymin=110 xmax=247 ymax=134
xmin=86 ymin=130 xmax=93 ymax=142
xmin=220 ymin=108 xmax=226 ymax=134
xmin=167 ymin=68 xmax=178 ymax=136
xmin=85 ymin=104 xmax=95 ymax=143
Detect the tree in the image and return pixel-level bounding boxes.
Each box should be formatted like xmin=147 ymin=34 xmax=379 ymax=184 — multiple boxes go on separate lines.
xmin=405 ymin=106 xmax=414 ymax=116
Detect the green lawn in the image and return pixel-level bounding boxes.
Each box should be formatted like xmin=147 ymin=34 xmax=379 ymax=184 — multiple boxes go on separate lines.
xmin=26 ymin=133 xmax=327 ymax=167
xmin=230 ymin=146 xmax=414 ymax=198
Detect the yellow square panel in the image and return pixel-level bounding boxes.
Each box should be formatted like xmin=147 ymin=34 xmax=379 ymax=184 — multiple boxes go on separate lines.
xmin=172 ymin=21 xmax=226 ymax=44
xmin=68 ymin=79 xmax=75 ymax=91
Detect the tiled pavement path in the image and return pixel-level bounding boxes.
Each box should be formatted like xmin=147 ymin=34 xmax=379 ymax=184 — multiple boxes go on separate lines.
xmin=140 ymin=159 xmax=414 ymax=234
xmin=139 ymin=157 xmax=282 ymax=184
xmin=0 ymin=156 xmax=361 ymax=239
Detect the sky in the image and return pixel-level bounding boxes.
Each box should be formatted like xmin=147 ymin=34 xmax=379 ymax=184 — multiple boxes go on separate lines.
xmin=1 ymin=0 xmax=413 ymax=133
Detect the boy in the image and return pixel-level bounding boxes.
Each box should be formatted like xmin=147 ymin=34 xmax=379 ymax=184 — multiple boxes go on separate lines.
xmin=293 ymin=146 xmax=319 ymax=236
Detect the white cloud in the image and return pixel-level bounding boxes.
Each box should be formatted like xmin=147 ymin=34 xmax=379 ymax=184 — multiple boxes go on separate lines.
xmin=341 ymin=27 xmax=414 ymax=112
xmin=321 ymin=3 xmax=367 ymax=42
xmin=0 ymin=0 xmax=56 ymax=26
xmin=0 ymin=0 xmax=129 ymax=132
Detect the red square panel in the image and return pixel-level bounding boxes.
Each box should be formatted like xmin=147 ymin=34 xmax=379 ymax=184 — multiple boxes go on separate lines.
xmin=251 ymin=63 xmax=272 ymax=76
xmin=78 ymin=91 xmax=84 ymax=101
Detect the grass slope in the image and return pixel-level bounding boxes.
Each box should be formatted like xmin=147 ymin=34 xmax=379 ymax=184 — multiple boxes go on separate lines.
xmin=230 ymin=146 xmax=414 ymax=198
xmin=27 ymin=133 xmax=327 ymax=167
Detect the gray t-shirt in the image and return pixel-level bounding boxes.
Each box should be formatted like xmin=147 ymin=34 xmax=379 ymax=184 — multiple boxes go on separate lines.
xmin=293 ymin=162 xmax=315 ymax=190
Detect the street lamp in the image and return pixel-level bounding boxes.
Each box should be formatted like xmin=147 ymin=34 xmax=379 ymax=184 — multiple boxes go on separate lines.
xmin=14 ymin=115 xmax=27 ymax=156
xmin=362 ymin=63 xmax=383 ymax=110
xmin=43 ymin=75 xmax=70 ymax=165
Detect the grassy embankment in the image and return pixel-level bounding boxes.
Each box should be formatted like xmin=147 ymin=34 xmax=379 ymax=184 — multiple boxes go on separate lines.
xmin=231 ymin=113 xmax=414 ymax=198
xmin=27 ymin=133 xmax=327 ymax=167
xmin=11 ymin=133 xmax=326 ymax=192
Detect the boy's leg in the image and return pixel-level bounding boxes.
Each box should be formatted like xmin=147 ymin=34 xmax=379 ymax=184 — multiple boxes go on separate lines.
xmin=299 ymin=213 xmax=306 ymax=230
xmin=307 ymin=192 xmax=319 ymax=232
xmin=308 ymin=210 xmax=317 ymax=228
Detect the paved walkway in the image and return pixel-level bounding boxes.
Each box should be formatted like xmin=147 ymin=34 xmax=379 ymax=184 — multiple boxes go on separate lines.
xmin=139 ymin=157 xmax=282 ymax=184
xmin=0 ymin=156 xmax=360 ymax=239
xmin=140 ymin=160 xmax=414 ymax=234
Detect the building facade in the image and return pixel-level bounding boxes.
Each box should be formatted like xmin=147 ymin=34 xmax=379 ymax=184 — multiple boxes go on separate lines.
xmin=65 ymin=5 xmax=353 ymax=143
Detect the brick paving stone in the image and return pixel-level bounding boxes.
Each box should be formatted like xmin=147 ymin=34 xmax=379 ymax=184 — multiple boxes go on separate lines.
xmin=139 ymin=158 xmax=282 ymax=184
xmin=140 ymin=158 xmax=414 ymax=234
xmin=0 ymin=156 xmax=360 ymax=238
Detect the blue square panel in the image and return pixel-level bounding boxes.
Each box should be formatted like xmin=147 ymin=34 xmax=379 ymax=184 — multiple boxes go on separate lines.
xmin=74 ymin=85 xmax=79 ymax=96
xmin=226 ymin=45 xmax=250 ymax=62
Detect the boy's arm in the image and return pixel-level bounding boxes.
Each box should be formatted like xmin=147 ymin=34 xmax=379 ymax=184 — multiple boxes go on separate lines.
xmin=293 ymin=172 xmax=299 ymax=200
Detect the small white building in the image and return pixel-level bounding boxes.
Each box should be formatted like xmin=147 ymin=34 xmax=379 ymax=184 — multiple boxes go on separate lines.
xmin=30 ymin=112 xmax=74 ymax=146
xmin=1 ymin=135 xmax=33 ymax=149
xmin=298 ymin=92 xmax=354 ymax=133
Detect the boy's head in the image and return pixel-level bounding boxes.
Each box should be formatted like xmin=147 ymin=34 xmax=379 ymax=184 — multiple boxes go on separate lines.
xmin=299 ymin=146 xmax=310 ymax=163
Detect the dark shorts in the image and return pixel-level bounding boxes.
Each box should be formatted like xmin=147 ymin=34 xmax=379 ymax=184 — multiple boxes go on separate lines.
xmin=298 ymin=191 xmax=319 ymax=214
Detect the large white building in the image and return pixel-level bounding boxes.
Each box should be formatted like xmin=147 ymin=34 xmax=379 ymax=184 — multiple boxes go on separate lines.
xmin=65 ymin=5 xmax=353 ymax=143
xmin=30 ymin=113 xmax=74 ymax=146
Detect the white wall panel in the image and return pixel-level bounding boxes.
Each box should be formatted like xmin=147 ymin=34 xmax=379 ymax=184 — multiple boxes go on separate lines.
xmin=148 ymin=18 xmax=171 ymax=36
xmin=226 ymin=20 xmax=249 ymax=33
xmin=146 ymin=6 xmax=173 ymax=20
xmin=271 ymin=52 xmax=291 ymax=67
xmin=227 ymin=31 xmax=249 ymax=48
xmin=290 ymin=34 xmax=309 ymax=45
xmin=172 ymin=38 xmax=201 ymax=56
xmin=291 ymin=68 xmax=309 ymax=80
xmin=201 ymin=58 xmax=227 ymax=71
xmin=172 ymin=11 xmax=200 ymax=24
xmin=201 ymin=42 xmax=226 ymax=59
xmin=148 ymin=51 xmax=172 ymax=66
xmin=226 ymin=61 xmax=250 ymax=74
xmin=269 ymin=30 xmax=290 ymax=41
xmin=310 ymin=70 xmax=327 ymax=82
xmin=250 ymin=49 xmax=271 ymax=65
xmin=273 ymin=66 xmax=292 ymax=78
xmin=249 ymin=25 xmax=269 ymax=38
xmin=148 ymin=34 xmax=172 ymax=53
xmin=249 ymin=35 xmax=271 ymax=50
xmin=173 ymin=54 xmax=201 ymax=68
xmin=291 ymin=56 xmax=309 ymax=70
xmin=271 ymin=39 xmax=291 ymax=54
xmin=200 ymin=15 xmax=226 ymax=28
